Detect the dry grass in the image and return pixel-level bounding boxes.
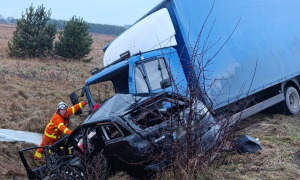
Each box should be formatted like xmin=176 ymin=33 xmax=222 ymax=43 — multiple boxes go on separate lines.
xmin=0 ymin=23 xmax=115 ymax=179
xmin=0 ymin=24 xmax=14 ymax=57
xmin=0 ymin=23 xmax=115 ymax=131
xmin=198 ymin=114 xmax=300 ymax=180
xmin=0 ymin=142 xmax=34 ymax=180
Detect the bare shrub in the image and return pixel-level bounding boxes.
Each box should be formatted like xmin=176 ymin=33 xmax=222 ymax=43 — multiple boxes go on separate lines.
xmin=144 ymin=2 xmax=243 ymax=179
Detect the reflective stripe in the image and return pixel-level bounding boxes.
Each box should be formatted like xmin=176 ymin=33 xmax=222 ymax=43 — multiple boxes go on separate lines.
xmin=72 ymin=106 xmax=75 ymax=114
xmin=45 ymin=131 xmax=57 ymax=138
xmin=54 ymin=128 xmax=58 ymax=131
xmin=46 ymin=121 xmax=53 ymax=128
xmin=79 ymin=103 xmax=83 ymax=108
xmin=58 ymin=123 xmax=64 ymax=129
xmin=64 ymin=128 xmax=69 ymax=134
xmin=35 ymin=151 xmax=42 ymax=158
xmin=59 ymin=147 xmax=72 ymax=154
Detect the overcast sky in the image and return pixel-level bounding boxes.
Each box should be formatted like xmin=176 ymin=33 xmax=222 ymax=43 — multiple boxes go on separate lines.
xmin=0 ymin=0 xmax=162 ymax=26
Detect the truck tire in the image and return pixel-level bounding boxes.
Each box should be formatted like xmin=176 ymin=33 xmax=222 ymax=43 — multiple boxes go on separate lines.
xmin=280 ymin=86 xmax=300 ymax=115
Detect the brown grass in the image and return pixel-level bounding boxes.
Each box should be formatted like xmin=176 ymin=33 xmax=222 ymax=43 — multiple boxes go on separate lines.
xmin=198 ymin=114 xmax=300 ymax=180
xmin=0 ymin=24 xmax=14 ymax=58
xmin=0 ymin=23 xmax=115 ymax=179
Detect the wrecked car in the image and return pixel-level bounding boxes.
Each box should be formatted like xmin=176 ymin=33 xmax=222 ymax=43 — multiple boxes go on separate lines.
xmin=19 ymin=92 xmax=223 ymax=179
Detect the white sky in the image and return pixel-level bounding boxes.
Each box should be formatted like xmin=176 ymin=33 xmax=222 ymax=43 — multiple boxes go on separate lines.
xmin=0 ymin=0 xmax=162 ymax=26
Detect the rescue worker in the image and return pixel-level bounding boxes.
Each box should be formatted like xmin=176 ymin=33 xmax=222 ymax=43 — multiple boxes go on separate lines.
xmin=34 ymin=101 xmax=86 ymax=166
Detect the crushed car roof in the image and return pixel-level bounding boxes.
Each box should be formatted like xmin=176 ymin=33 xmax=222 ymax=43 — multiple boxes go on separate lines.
xmin=82 ymin=93 xmax=160 ymax=125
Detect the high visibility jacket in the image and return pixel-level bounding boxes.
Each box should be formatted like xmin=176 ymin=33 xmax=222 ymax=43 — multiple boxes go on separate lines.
xmin=44 ymin=101 xmax=86 ymax=139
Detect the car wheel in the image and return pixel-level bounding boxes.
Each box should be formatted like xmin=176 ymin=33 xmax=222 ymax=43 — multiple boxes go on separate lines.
xmin=280 ymin=86 xmax=300 ymax=115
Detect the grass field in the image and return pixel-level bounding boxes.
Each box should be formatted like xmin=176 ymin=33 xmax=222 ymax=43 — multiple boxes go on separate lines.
xmin=1 ymin=23 xmax=300 ymax=180
xmin=0 ymin=23 xmax=115 ymax=179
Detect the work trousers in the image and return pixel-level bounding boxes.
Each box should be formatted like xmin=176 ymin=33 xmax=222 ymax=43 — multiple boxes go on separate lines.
xmin=34 ymin=135 xmax=58 ymax=160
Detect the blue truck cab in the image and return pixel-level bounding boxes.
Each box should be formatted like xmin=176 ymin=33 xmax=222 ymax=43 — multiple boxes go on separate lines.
xmin=83 ymin=47 xmax=188 ymax=110
xmin=74 ymin=0 xmax=300 ymax=122
xmin=79 ymin=7 xmax=189 ymax=112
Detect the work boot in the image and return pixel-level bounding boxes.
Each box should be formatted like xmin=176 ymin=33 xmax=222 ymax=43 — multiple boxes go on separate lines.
xmin=34 ymin=159 xmax=41 ymax=167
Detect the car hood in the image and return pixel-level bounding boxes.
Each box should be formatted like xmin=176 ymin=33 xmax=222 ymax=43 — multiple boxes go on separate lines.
xmin=83 ymin=93 xmax=159 ymax=125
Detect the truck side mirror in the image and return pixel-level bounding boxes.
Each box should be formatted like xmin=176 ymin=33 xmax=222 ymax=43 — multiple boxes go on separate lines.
xmin=160 ymin=78 xmax=171 ymax=89
xmin=70 ymin=92 xmax=82 ymax=115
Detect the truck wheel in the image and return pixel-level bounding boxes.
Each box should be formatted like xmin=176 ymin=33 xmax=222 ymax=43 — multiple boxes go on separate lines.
xmin=281 ymin=86 xmax=300 ymax=115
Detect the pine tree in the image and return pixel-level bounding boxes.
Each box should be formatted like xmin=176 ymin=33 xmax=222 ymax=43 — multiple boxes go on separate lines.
xmin=7 ymin=4 xmax=57 ymax=58
xmin=55 ymin=16 xmax=93 ymax=60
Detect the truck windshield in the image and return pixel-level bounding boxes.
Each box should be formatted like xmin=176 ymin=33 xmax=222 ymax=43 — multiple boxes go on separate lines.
xmin=135 ymin=58 xmax=169 ymax=93
xmin=88 ymin=65 xmax=129 ymax=104
xmin=89 ymin=81 xmax=114 ymax=104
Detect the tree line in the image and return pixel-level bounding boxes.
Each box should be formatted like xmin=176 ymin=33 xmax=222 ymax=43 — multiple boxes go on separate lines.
xmin=0 ymin=15 xmax=126 ymax=36
xmin=0 ymin=14 xmax=18 ymax=24
xmin=48 ymin=19 xmax=126 ymax=36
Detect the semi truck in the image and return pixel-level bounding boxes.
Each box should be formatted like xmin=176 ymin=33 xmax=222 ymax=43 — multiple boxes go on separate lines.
xmin=73 ymin=0 xmax=300 ymax=124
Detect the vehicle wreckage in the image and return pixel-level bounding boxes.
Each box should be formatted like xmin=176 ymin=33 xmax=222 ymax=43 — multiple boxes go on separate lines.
xmin=19 ymin=92 xmax=223 ymax=179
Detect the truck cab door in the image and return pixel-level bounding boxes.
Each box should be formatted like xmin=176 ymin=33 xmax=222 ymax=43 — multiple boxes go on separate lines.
xmin=128 ymin=47 xmax=188 ymax=95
